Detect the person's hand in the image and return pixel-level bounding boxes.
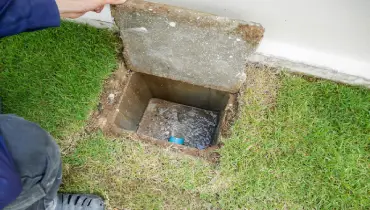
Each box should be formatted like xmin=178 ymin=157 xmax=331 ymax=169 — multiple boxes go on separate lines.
xmin=56 ymin=0 xmax=127 ymax=19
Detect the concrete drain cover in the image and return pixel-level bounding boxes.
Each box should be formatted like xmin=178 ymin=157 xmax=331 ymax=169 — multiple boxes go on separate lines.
xmin=137 ymin=98 xmax=218 ymax=149
xmin=113 ymin=0 xmax=264 ymax=93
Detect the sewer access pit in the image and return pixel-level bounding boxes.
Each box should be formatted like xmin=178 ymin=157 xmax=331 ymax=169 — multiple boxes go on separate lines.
xmin=112 ymin=72 xmax=233 ymax=150
xmin=95 ymin=0 xmax=264 ymax=155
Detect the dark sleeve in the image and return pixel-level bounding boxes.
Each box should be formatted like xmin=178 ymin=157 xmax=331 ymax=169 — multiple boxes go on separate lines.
xmin=0 ymin=0 xmax=61 ymax=38
xmin=0 ymin=135 xmax=22 ymax=209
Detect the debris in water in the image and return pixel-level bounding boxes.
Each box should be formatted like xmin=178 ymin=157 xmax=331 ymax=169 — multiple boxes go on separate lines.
xmin=169 ymin=136 xmax=185 ymax=145
xmin=108 ymin=93 xmax=115 ymax=104
xmin=168 ymin=22 xmax=177 ymax=27
xmin=137 ymin=98 xmax=219 ymax=149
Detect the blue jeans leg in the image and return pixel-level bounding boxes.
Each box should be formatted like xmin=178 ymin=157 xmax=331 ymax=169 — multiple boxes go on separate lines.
xmin=0 ymin=115 xmax=62 ymax=210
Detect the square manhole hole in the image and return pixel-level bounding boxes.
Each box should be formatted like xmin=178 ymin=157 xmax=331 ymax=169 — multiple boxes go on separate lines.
xmin=111 ymin=72 xmax=235 ymax=150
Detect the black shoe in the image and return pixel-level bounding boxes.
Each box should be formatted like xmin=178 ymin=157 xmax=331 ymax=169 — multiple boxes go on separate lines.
xmin=56 ymin=194 xmax=105 ymax=210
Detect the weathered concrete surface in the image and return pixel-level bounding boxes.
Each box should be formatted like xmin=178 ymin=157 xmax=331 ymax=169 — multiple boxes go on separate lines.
xmin=112 ymin=0 xmax=264 ymax=93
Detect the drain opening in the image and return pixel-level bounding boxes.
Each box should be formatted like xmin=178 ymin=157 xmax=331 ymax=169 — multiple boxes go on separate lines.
xmin=114 ymin=72 xmax=230 ymax=149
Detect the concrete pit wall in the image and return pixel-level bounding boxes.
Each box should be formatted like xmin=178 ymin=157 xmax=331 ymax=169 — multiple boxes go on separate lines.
xmin=113 ymin=72 xmax=231 ymax=148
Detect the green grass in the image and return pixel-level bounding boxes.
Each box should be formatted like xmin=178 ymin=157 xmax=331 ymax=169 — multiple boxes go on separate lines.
xmin=1 ymin=22 xmax=369 ymax=209
xmin=61 ymin=133 xmax=216 ymax=209
xmin=0 ymin=21 xmax=119 ymax=138
xmin=217 ymin=72 xmax=370 ymax=209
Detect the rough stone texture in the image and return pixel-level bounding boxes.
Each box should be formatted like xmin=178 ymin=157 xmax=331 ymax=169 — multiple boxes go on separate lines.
xmin=112 ymin=0 xmax=264 ymax=93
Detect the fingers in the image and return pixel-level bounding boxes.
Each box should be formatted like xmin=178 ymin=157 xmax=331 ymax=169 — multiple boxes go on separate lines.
xmin=60 ymin=12 xmax=86 ymax=19
xmin=56 ymin=0 xmax=127 ymax=18
xmin=94 ymin=6 xmax=105 ymax=13
xmin=105 ymin=0 xmax=127 ymax=5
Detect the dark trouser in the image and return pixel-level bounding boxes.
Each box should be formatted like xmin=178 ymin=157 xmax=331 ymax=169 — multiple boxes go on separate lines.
xmin=0 ymin=115 xmax=61 ymax=210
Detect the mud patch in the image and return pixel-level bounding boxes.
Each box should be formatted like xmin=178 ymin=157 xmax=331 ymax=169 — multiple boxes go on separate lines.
xmin=243 ymin=64 xmax=280 ymax=108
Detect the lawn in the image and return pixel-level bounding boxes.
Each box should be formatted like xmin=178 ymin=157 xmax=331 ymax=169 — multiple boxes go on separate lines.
xmin=0 ymin=21 xmax=118 ymax=139
xmin=1 ymin=22 xmax=369 ymax=209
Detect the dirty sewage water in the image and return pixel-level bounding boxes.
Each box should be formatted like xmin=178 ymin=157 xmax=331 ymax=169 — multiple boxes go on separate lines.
xmin=137 ymin=99 xmax=219 ymax=149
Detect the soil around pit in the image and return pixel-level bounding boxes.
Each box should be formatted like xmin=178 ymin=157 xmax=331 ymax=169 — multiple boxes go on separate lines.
xmin=85 ymin=62 xmax=130 ymax=134
xmin=86 ymin=62 xmax=280 ymax=162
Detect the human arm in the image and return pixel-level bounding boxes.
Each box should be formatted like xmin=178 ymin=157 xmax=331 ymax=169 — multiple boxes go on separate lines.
xmin=0 ymin=0 xmax=127 ymax=38
xmin=0 ymin=0 xmax=60 ymax=37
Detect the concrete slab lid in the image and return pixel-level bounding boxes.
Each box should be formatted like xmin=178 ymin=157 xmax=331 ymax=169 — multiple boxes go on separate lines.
xmin=112 ymin=0 xmax=264 ymax=93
